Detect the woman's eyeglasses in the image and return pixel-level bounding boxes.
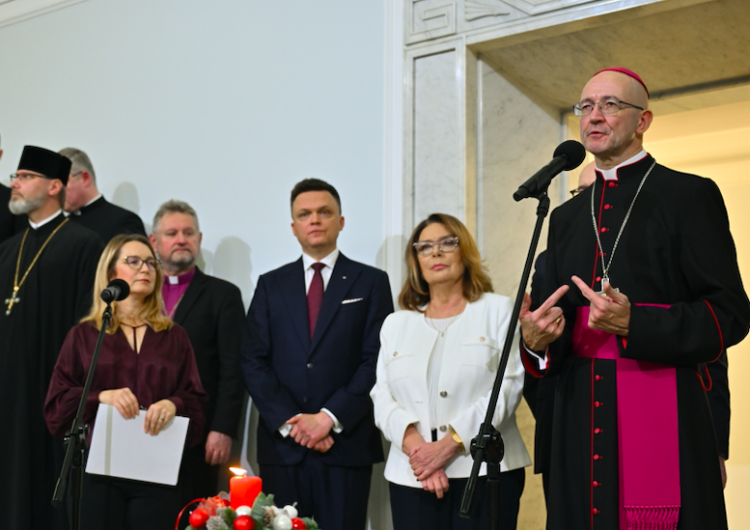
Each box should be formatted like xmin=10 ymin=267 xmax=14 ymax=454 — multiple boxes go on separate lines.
xmin=413 ymin=236 xmax=460 ymax=256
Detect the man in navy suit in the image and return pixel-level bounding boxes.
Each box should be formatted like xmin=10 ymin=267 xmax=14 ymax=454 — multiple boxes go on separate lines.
xmin=242 ymin=178 xmax=393 ymax=529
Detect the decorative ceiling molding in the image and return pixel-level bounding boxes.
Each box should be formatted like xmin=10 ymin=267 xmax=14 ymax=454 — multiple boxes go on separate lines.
xmin=465 ymin=1 xmax=511 ymax=21
xmin=499 ymin=0 xmax=597 ymax=16
xmin=407 ymin=1 xmax=457 ymax=44
xmin=0 ymin=0 xmax=88 ymax=29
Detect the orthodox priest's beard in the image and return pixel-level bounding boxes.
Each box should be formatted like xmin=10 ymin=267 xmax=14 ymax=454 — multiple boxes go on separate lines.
xmin=9 ymin=194 xmax=46 ymax=215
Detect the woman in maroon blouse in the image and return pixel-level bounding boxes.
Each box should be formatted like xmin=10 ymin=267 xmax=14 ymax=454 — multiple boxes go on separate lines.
xmin=44 ymin=234 xmax=207 ymax=530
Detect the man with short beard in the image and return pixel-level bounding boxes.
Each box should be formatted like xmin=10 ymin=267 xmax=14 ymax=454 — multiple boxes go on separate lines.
xmin=150 ymin=199 xmax=246 ymax=505
xmin=0 ymin=146 xmax=102 ymax=530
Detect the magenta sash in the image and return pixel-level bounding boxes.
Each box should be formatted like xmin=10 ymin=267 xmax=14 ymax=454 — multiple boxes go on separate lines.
xmin=573 ymin=306 xmax=680 ymax=530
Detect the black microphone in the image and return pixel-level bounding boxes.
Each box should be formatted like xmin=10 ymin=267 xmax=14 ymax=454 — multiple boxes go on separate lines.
xmin=100 ymin=279 xmax=130 ymax=303
xmin=513 ymin=140 xmax=587 ymax=201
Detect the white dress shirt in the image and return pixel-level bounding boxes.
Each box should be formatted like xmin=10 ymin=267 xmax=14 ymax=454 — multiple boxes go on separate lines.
xmin=278 ymin=248 xmax=344 ymax=437
xmin=302 ymin=248 xmax=339 ymax=292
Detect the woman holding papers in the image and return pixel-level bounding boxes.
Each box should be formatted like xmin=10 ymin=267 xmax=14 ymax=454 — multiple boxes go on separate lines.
xmin=44 ymin=234 xmax=207 ymax=530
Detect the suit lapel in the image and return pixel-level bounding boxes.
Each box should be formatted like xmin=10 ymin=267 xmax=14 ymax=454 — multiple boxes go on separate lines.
xmin=310 ymin=253 xmax=359 ymax=353
xmin=172 ymin=267 xmax=207 ymax=324
xmin=278 ymin=258 xmax=311 ymax=349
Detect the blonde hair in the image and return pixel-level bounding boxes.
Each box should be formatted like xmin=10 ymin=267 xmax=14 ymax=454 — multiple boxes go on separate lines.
xmin=398 ymin=213 xmax=493 ymax=311
xmin=81 ymin=234 xmax=173 ymax=333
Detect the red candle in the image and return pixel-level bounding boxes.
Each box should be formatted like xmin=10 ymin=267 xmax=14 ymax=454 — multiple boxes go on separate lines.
xmin=229 ymin=467 xmax=262 ymax=509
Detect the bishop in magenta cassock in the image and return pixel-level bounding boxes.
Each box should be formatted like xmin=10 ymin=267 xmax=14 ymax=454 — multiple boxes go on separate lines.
xmin=519 ymin=69 xmax=750 ymax=530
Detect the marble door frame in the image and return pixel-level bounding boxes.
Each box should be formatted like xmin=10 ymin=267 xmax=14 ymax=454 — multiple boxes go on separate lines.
xmin=0 ymin=0 xmax=87 ymax=29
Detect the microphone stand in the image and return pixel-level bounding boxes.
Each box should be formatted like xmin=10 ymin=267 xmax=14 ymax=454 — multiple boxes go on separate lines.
xmin=52 ymin=303 xmax=114 ymax=529
xmin=459 ymin=188 xmax=551 ymax=528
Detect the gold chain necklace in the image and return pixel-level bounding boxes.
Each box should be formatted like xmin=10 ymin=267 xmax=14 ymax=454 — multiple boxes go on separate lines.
xmin=424 ymin=299 xmax=466 ymax=337
xmin=425 ymin=314 xmax=459 ymax=337
xmin=5 ymin=218 xmax=69 ymax=316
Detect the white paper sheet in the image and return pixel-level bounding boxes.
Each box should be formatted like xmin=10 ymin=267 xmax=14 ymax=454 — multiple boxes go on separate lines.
xmin=85 ymin=404 xmax=189 ymax=485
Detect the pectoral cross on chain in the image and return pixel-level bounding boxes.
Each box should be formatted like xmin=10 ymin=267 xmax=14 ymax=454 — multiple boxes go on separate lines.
xmin=596 ymin=276 xmax=620 ymax=297
xmin=5 ymin=287 xmax=20 ymax=316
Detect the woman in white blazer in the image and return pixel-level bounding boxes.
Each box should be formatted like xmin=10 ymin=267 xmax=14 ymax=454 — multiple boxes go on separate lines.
xmin=371 ymin=213 xmax=530 ymax=530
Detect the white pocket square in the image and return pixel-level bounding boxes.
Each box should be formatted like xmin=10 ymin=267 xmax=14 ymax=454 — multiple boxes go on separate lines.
xmin=341 ymin=298 xmax=364 ymax=305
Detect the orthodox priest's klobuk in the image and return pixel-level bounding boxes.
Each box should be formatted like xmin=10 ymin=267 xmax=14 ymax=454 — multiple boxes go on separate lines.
xmin=519 ymin=69 xmax=750 ymax=530
xmin=0 ymin=146 xmax=103 ymax=530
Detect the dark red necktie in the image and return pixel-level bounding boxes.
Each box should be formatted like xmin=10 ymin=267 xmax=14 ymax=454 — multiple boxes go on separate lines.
xmin=307 ymin=262 xmax=325 ymax=338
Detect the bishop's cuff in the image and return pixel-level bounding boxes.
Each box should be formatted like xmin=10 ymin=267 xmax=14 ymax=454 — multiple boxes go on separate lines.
xmin=520 ymin=338 xmax=549 ymax=377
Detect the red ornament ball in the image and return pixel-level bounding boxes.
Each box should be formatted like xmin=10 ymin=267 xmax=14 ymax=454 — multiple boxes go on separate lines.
xmin=291 ymin=518 xmax=306 ymax=530
xmin=214 ymin=496 xmax=230 ymax=508
xmin=189 ymin=508 xmax=210 ymax=529
xmin=233 ymin=515 xmax=255 ymax=530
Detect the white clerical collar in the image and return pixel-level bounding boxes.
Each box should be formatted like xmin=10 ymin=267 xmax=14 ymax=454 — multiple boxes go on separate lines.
xmin=597 ymin=150 xmax=648 ymax=181
xmin=83 ymin=194 xmax=103 ymax=207
xmin=29 ymin=210 xmax=63 ymax=229
xmin=302 ymin=248 xmax=340 ymax=271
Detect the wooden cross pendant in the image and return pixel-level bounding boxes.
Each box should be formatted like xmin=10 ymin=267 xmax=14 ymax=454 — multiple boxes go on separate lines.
xmin=5 ymin=287 xmax=20 ymax=316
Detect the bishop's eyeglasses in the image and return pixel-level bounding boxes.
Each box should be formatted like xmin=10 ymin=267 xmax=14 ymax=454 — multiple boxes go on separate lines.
xmin=573 ymin=97 xmax=644 ymax=117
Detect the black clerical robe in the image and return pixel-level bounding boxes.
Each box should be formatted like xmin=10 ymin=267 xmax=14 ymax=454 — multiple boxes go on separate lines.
xmin=0 ymin=213 xmax=102 ymax=530
xmin=0 ymin=184 xmax=13 ymax=243
xmin=0 ymin=184 xmax=26 ymax=244
xmin=523 ymin=155 xmax=750 ymax=530
xmin=70 ymin=196 xmax=146 ymax=244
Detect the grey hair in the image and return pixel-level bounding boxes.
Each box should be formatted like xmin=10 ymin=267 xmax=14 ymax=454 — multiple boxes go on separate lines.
xmin=152 ymin=199 xmax=200 ymax=233
xmin=58 ymin=147 xmax=96 ymax=183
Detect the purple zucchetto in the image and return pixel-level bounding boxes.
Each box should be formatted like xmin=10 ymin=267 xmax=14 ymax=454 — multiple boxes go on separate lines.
xmin=17 ymin=146 xmax=72 ymax=185
xmin=592 ymin=67 xmax=650 ymax=99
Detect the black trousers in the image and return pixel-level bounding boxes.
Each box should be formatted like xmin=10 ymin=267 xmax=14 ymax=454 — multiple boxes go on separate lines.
xmin=389 ymin=467 xmax=525 ymax=530
xmin=81 ymin=473 xmax=178 ymax=530
xmin=177 ymin=443 xmax=222 ymax=507
xmin=260 ymin=456 xmax=372 ymax=530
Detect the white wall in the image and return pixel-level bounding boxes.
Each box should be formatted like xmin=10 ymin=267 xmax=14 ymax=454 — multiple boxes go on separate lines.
xmin=0 ymin=1 xmax=397 ymax=526
xmin=0 ymin=0 xmax=387 ymax=304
